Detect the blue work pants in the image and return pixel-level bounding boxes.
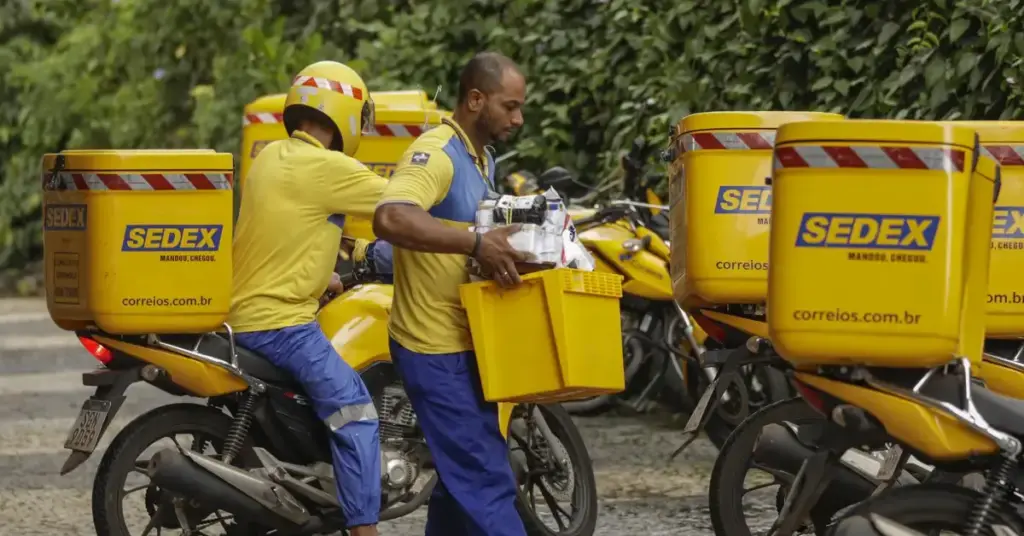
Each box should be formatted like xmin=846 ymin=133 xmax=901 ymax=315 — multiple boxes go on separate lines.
xmin=237 ymin=322 xmax=381 ymax=528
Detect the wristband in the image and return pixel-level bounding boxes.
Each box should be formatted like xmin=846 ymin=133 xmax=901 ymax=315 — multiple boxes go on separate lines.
xmin=470 ymin=231 xmax=482 ymax=258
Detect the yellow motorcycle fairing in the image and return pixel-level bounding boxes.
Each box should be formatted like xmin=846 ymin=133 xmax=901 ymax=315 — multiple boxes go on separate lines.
xmin=316 ymin=284 xmax=516 ymax=438
xmin=794 ymin=372 xmax=999 ymax=461
xmin=92 ymin=335 xmax=249 ymax=398
xmin=568 ymin=207 xmax=598 ymax=220
xmin=636 ymin=226 xmax=670 ymax=260
xmin=318 ymin=283 xmax=394 ymax=370
xmin=645 ymin=188 xmax=663 ymax=216
xmin=579 ymin=222 xmax=671 ymax=300
xmin=698 ymin=309 xmax=770 ymax=339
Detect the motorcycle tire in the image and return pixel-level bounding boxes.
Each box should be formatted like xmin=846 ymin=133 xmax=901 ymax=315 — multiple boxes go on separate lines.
xmin=93 ymin=403 xmax=262 ymax=536
xmin=558 ymin=393 xmax=618 ymax=416
xmin=515 ymin=404 xmax=599 ymax=536
xmin=829 ymin=483 xmax=1024 ymax=536
xmin=709 ymin=397 xmax=871 ymax=536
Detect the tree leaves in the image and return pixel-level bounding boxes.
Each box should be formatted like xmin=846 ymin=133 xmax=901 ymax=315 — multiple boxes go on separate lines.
xmin=1 ymin=0 xmax=1024 ymax=277
xmin=949 ymin=18 xmax=971 ymax=41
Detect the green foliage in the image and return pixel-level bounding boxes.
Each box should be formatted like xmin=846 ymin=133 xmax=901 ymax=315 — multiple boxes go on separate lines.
xmin=2 ymin=0 xmax=1024 ymax=284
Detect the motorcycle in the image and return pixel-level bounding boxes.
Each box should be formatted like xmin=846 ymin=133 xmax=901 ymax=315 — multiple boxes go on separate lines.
xmin=706 ymin=338 xmax=1024 ymax=536
xmin=703 ymin=121 xmax=1024 ymax=536
xmin=61 ymin=256 xmax=599 ymax=536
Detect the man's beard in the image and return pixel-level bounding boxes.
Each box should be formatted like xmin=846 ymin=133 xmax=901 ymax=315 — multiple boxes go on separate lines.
xmin=474 ymin=108 xmax=501 ymax=143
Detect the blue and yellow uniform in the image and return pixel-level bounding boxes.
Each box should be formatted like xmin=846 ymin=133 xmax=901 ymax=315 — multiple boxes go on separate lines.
xmin=377 ymin=118 xmax=527 ymax=536
xmin=230 ymin=130 xmax=385 ymax=528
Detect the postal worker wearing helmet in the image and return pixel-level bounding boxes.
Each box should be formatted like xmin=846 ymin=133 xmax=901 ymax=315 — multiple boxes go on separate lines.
xmin=229 ymin=61 xmax=384 ymax=536
xmin=373 ymin=52 xmax=529 ymax=536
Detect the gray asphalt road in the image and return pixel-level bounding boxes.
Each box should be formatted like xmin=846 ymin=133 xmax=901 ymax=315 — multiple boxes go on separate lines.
xmin=0 ymin=298 xmax=772 ymax=535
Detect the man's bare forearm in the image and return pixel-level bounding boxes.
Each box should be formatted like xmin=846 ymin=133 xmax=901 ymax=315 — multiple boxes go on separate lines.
xmin=373 ymin=203 xmax=476 ymax=255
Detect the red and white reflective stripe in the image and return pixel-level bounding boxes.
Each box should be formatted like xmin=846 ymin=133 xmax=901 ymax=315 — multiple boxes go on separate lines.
xmin=367 ymin=124 xmax=436 ymax=137
xmin=681 ymin=131 xmax=776 ymax=151
xmin=774 ymin=145 xmax=966 ymax=172
xmin=52 ymin=172 xmax=233 ymax=191
xmin=242 ymin=113 xmax=284 ymax=126
xmin=983 ymin=145 xmax=1024 ymax=166
xmin=291 ymin=75 xmax=363 ymax=100
xmin=241 ymin=115 xmax=436 ymax=137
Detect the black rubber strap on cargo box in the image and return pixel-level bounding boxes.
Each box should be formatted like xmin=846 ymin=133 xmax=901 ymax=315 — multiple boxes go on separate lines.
xmin=45 ymin=154 xmax=67 ymax=191
xmin=994 ymin=166 xmax=1003 ymax=204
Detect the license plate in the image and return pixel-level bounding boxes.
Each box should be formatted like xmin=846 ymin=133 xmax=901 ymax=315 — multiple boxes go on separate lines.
xmin=876 ymin=444 xmax=904 ymax=481
xmin=682 ymin=375 xmax=720 ymax=434
xmin=63 ymin=398 xmax=112 ymax=453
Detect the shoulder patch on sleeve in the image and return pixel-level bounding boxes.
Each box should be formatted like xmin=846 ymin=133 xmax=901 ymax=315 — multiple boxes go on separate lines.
xmin=410 ymin=151 xmax=431 ymax=166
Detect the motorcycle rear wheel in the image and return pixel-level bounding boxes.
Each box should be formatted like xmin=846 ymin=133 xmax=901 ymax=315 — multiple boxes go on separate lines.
xmin=830 ymin=483 xmax=1024 ymax=535
xmin=678 ymin=358 xmax=792 ymax=450
xmin=93 ymin=403 xmax=264 ymax=536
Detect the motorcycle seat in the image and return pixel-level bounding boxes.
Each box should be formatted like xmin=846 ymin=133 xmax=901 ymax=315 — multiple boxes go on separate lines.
xmin=968 ymin=384 xmax=1024 ymax=439
xmin=903 ymin=370 xmax=1024 ymax=439
xmin=161 ymin=334 xmax=296 ymax=385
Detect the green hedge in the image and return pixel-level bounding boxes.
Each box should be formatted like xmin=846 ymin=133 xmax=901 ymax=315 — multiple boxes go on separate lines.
xmin=2 ymin=0 xmax=1023 ymax=288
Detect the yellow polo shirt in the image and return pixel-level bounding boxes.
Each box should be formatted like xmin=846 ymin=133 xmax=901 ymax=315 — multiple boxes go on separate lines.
xmin=229 ymin=131 xmax=387 ymax=332
xmin=377 ymin=119 xmax=493 ymax=354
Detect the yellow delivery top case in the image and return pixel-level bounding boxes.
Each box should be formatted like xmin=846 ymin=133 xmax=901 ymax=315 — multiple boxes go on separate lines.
xmin=41 ymin=150 xmax=235 ymax=335
xmin=951 ymin=121 xmax=1024 ymax=338
xmin=669 ymin=111 xmax=845 ymax=309
xmin=766 ymin=120 xmax=998 ymax=369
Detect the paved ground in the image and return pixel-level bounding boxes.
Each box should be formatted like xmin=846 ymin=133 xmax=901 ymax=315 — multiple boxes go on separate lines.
xmin=0 ymin=298 xmax=775 ymax=535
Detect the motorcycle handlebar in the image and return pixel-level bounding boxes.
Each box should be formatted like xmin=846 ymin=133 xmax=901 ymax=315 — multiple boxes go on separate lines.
xmin=573 ymin=203 xmax=634 ymax=229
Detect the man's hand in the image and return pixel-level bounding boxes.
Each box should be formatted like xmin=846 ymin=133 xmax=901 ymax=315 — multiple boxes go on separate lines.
xmin=474 ymin=224 xmax=529 ymax=287
xmin=320 ymin=272 xmax=344 ymax=307
xmin=327 ymin=272 xmax=344 ymax=294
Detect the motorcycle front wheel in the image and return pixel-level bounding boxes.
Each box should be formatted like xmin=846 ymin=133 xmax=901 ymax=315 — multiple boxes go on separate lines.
xmin=509 ymin=404 xmax=599 ymax=536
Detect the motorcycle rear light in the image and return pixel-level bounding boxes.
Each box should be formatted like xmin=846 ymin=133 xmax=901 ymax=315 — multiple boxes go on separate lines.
xmin=79 ymin=336 xmax=113 ymax=364
xmin=692 ymin=313 xmax=727 ymax=344
xmin=792 ymin=378 xmax=826 ymax=415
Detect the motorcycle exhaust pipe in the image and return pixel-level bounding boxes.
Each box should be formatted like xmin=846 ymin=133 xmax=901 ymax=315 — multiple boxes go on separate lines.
xmin=752 ymin=424 xmax=877 ymax=513
xmin=147 ymin=447 xmax=311 ymax=531
xmin=831 ymin=514 xmax=927 ymax=536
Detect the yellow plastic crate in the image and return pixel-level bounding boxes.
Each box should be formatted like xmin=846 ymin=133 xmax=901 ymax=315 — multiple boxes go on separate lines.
xmin=670 ymin=111 xmax=845 ymax=308
xmin=41 ymin=150 xmax=234 ymax=335
xmin=767 ymin=120 xmax=997 ymax=368
xmin=459 ymin=268 xmax=625 ymax=403
xmin=949 ymin=121 xmax=1024 ymax=337
xmin=239 ymin=90 xmax=450 ymax=240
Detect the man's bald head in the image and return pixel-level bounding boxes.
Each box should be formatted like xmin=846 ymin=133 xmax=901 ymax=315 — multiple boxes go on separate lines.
xmin=454 ymin=52 xmax=526 ymax=144
xmin=457 ymin=52 xmax=523 ymax=104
